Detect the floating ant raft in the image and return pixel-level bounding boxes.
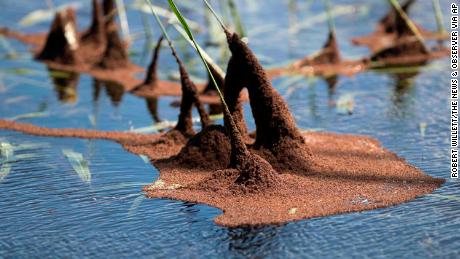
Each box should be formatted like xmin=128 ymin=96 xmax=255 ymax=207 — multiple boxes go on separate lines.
xmin=0 ymin=29 xmax=444 ymax=227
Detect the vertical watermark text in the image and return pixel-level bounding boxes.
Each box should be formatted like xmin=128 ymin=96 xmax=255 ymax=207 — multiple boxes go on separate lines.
xmin=451 ymin=2 xmax=458 ymax=178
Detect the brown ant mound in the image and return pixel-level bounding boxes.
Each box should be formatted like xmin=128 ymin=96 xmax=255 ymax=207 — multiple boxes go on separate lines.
xmin=379 ymin=0 xmax=416 ymax=35
xmin=134 ymin=36 xmax=164 ymax=91
xmin=195 ymin=152 xmax=281 ymax=195
xmin=96 ymin=24 xmax=129 ymax=69
xmin=370 ymin=37 xmax=428 ymax=64
xmin=80 ymin=0 xmax=106 ymax=63
xmin=224 ymin=32 xmax=314 ymax=172
xmin=292 ymin=31 xmax=341 ymax=68
xmin=170 ymin=47 xmax=211 ymax=136
xmin=81 ymin=0 xmax=105 ymax=46
xmin=36 ymin=9 xmax=81 ymax=65
xmin=267 ymin=30 xmax=364 ymax=79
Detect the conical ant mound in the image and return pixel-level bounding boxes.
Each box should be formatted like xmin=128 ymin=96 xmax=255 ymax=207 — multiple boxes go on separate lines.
xmin=103 ymin=0 xmax=117 ymax=27
xmin=170 ymin=47 xmax=211 ymax=137
xmin=36 ymin=8 xmax=81 ymax=65
xmin=81 ymin=0 xmax=106 ymax=48
xmin=154 ymin=44 xmax=211 ymax=147
xmin=380 ymin=0 xmax=416 ymax=35
xmin=293 ymin=30 xmax=341 ymax=68
xmin=371 ymin=0 xmax=430 ymax=63
xmin=224 ymin=32 xmax=314 ymax=172
xmin=131 ymin=36 xmax=164 ymax=93
xmin=96 ymin=23 xmax=129 ymax=69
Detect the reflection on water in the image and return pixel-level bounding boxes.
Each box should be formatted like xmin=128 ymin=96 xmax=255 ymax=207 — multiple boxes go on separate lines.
xmin=325 ymin=75 xmax=339 ymax=96
xmin=49 ymin=69 xmax=80 ymax=104
xmin=227 ymin=225 xmax=280 ymax=256
xmin=145 ymin=97 xmax=161 ymax=123
xmin=104 ymin=81 xmax=125 ymax=107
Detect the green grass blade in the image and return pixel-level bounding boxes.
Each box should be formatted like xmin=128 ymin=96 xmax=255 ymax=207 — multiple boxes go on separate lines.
xmin=167 ymin=0 xmax=229 ymax=111
xmin=227 ymin=0 xmax=245 ymax=37
xmin=143 ymin=0 xmax=225 ymax=78
xmin=203 ymin=0 xmax=227 ymax=30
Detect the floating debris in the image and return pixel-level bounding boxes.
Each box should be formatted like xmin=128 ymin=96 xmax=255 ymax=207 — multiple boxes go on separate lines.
xmin=62 ymin=149 xmax=91 ymax=184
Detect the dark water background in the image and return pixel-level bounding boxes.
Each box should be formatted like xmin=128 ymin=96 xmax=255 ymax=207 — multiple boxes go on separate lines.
xmin=0 ymin=0 xmax=459 ymax=258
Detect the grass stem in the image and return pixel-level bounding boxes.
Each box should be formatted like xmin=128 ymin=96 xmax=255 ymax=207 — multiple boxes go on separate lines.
xmin=388 ymin=0 xmax=428 ymax=52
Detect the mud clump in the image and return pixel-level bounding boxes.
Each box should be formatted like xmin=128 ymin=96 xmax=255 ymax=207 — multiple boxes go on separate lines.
xmin=175 ymin=125 xmax=231 ymax=170
xmin=195 ymin=151 xmax=281 ymax=195
xmin=36 ymin=9 xmax=81 ymax=65
xmin=103 ymin=0 xmax=117 ymax=27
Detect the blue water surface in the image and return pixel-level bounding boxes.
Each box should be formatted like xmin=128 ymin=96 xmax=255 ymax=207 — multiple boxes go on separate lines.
xmin=0 ymin=0 xmax=459 ymax=258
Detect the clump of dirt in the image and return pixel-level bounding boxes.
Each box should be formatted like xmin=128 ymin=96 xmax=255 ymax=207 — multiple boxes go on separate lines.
xmin=131 ymin=36 xmax=164 ymax=94
xmin=36 ymin=9 xmax=81 ymax=65
xmin=293 ymin=31 xmax=341 ymax=68
xmin=364 ymin=0 xmax=439 ymax=65
xmin=175 ymin=125 xmax=231 ymax=170
xmin=224 ymin=32 xmax=314 ymax=172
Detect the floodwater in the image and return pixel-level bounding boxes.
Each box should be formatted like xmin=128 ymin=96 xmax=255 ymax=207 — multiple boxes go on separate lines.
xmin=0 ymin=0 xmax=458 ymax=258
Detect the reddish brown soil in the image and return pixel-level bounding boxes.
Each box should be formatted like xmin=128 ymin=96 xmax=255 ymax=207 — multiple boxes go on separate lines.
xmin=0 ymin=28 xmax=47 ymax=50
xmin=0 ymin=119 xmax=444 ymax=227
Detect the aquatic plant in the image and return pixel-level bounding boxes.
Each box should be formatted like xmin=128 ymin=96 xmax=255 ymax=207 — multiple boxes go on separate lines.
xmin=226 ymin=0 xmax=245 ymax=37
